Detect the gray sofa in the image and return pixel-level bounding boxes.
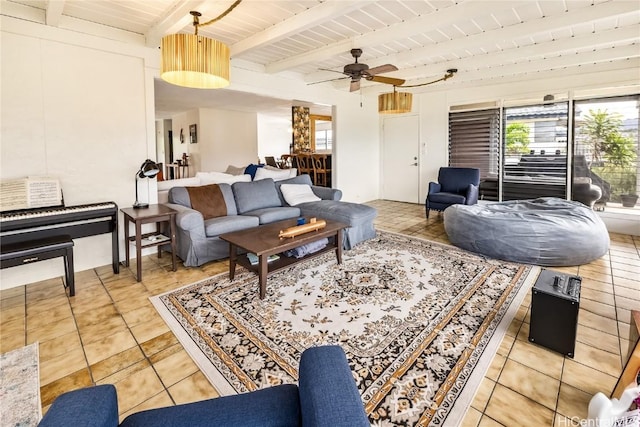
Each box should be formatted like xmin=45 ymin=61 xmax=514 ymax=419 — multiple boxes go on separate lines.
xmin=166 ymin=175 xmax=377 ymax=266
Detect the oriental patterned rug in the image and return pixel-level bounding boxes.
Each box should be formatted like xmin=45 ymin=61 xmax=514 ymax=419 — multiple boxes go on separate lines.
xmin=151 ymin=231 xmax=537 ymax=426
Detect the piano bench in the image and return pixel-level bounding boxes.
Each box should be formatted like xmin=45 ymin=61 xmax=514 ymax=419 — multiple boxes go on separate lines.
xmin=0 ymin=235 xmax=75 ymax=296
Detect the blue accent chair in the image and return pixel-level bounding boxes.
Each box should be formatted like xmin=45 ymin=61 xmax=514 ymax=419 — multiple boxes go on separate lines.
xmin=38 ymin=345 xmax=369 ymax=427
xmin=426 ymin=167 xmax=480 ymax=218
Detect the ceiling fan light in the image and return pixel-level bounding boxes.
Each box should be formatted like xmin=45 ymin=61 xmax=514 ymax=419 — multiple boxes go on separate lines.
xmin=378 ymin=91 xmax=412 ymax=114
xmin=161 ymin=33 xmax=230 ymax=89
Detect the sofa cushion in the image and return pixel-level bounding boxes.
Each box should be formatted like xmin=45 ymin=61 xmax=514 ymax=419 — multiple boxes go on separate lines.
xmin=280 ymin=184 xmax=321 ymax=206
xmin=225 ymin=165 xmax=246 ymax=175
xmin=428 ymin=192 xmax=466 ymax=205
xmin=185 ymin=184 xmax=228 ymax=220
xmin=169 ymin=184 xmax=238 ymax=216
xmin=297 ymin=200 xmax=377 ymax=226
xmin=244 ymin=163 xmax=265 ymax=180
xmin=204 ymin=215 xmax=259 ymax=237
xmin=196 ymin=171 xmax=251 ymax=185
xmin=243 ymin=206 xmax=300 ymax=224
xmin=254 ymin=167 xmax=296 ymax=182
xmin=232 ymin=179 xmax=282 ymax=214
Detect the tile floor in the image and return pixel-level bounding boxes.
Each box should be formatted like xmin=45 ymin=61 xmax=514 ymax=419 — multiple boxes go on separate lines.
xmin=0 ymin=200 xmax=638 ymax=426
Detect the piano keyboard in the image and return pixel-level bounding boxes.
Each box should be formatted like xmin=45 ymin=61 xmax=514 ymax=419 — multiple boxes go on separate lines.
xmin=0 ymin=202 xmax=117 ymax=223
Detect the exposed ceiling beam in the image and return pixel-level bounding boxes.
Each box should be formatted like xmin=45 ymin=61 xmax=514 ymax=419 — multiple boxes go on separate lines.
xmin=265 ymin=0 xmax=525 ymax=73
xmin=230 ymin=1 xmax=369 ymax=57
xmin=45 ymin=0 xmax=64 ymax=27
xmin=145 ymin=0 xmax=207 ymax=48
xmin=391 ymin=24 xmax=640 ymax=82
xmin=375 ymin=1 xmax=640 ymax=71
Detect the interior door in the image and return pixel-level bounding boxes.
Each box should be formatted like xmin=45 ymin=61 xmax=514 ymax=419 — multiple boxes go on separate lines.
xmin=382 ymin=115 xmax=420 ymax=203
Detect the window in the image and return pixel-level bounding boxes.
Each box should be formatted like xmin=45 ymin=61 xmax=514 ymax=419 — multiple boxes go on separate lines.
xmin=449 ymin=108 xmax=500 ymax=200
xmin=573 ymin=95 xmax=639 ymax=207
xmin=502 ymin=103 xmax=568 ymax=200
xmin=310 ymin=114 xmax=332 ymax=151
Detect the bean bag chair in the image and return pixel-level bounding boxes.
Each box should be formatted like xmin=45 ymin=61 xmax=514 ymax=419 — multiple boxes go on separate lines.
xmin=443 ymin=197 xmax=610 ymax=266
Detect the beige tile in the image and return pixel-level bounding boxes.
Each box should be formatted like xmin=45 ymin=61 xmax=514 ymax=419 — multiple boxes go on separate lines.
xmin=497 ymin=359 xmax=560 ymax=410
xmin=578 ymin=309 xmax=618 ymax=334
xmin=496 ymin=333 xmax=515 ymax=357
xmin=83 ymin=329 xmax=138 ymax=365
xmin=561 ymin=359 xmax=617 ymax=396
xmin=508 ymin=339 xmax=564 ymax=380
xmin=555 ymin=382 xmax=592 ymax=421
xmin=470 ymin=377 xmax=495 ymax=412
xmin=130 ymin=316 xmax=170 ymax=344
xmin=121 ymin=304 xmax=158 ymax=327
xmin=118 ymin=391 xmax=174 ymax=422
xmin=0 ymin=333 xmax=26 ymax=353
xmin=1 ymin=303 xmax=25 ymax=323
xmin=460 ymin=407 xmax=482 ymax=427
xmin=486 ymin=353 xmax=506 ymax=382
xmin=478 ymin=415 xmax=505 ymax=427
xmin=168 ymin=371 xmax=219 ymax=405
xmin=26 ymin=316 xmax=77 ymax=344
xmin=78 ymin=315 xmax=129 ymax=345
xmin=576 ymin=324 xmax=620 ymax=354
xmin=90 ymin=346 xmax=146 ymax=381
xmin=111 ymin=365 xmax=165 ymax=414
xmin=73 ymin=303 xmax=120 ymax=328
xmin=484 ymin=384 xmax=554 ymax=427
xmin=580 ymin=298 xmax=617 ymax=320
xmin=153 ymin=349 xmax=199 ymax=387
xmin=98 ymin=359 xmax=151 ymax=386
xmin=39 ymin=347 xmax=87 ymax=386
xmin=140 ymin=331 xmax=179 ymax=358
xmin=38 ymin=331 xmax=83 ymax=362
xmin=572 ymin=341 xmax=621 ymax=377
xmin=39 ymin=368 xmax=93 ymax=407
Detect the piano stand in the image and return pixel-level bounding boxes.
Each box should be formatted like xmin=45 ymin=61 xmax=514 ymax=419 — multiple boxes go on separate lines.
xmin=0 ymin=235 xmax=75 ymax=296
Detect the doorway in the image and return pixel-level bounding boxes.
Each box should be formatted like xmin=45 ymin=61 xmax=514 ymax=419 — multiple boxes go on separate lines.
xmin=382 ymin=115 xmax=420 ymax=203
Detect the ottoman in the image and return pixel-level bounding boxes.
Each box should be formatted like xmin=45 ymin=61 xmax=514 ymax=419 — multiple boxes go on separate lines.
xmin=443 ymin=197 xmax=610 ymax=266
xmin=297 ymin=200 xmax=377 ymax=250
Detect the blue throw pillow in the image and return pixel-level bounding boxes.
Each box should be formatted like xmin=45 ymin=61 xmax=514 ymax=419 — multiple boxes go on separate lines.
xmin=244 ymin=163 xmax=265 ymax=180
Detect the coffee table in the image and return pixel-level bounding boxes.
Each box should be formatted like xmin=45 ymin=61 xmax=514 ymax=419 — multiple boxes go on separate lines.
xmin=220 ymin=218 xmax=347 ymax=299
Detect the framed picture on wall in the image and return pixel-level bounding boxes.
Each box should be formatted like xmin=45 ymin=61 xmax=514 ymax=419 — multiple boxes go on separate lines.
xmin=189 ymin=124 xmax=197 ymax=144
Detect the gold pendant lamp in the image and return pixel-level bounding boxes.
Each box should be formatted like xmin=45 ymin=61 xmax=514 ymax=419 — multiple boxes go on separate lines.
xmin=161 ymin=3 xmax=241 ymax=89
xmin=378 ymin=86 xmax=413 ymax=114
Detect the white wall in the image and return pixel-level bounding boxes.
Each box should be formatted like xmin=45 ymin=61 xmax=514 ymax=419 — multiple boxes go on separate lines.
xmin=198 ymin=109 xmax=258 ymax=172
xmin=0 ymin=18 xmax=157 ymax=289
xmin=257 ymin=113 xmax=291 ymax=162
xmin=0 ymin=16 xmax=380 ymax=289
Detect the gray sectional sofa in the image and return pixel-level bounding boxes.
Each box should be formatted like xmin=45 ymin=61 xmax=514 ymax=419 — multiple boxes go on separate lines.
xmin=165 ymin=174 xmax=377 ymax=267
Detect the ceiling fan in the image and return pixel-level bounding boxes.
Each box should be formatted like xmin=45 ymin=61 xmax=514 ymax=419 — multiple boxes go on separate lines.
xmin=313 ymin=48 xmax=406 ymax=92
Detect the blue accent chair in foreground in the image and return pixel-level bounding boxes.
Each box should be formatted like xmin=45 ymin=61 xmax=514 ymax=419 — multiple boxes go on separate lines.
xmin=38 ymin=345 xmax=369 ymax=427
xmin=426 ymin=167 xmax=480 ymax=218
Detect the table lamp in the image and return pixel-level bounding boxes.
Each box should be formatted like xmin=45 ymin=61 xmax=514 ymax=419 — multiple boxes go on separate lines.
xmin=133 ymin=159 xmax=160 ymax=209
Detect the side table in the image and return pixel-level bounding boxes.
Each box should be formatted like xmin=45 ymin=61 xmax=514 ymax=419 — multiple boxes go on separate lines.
xmin=121 ymin=204 xmax=177 ymax=282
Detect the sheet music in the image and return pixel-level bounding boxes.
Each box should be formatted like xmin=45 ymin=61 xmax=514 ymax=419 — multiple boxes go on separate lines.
xmin=0 ymin=177 xmax=62 ymax=211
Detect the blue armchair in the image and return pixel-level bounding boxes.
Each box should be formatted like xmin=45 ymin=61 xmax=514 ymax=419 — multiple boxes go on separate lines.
xmin=38 ymin=345 xmax=369 ymax=427
xmin=426 ymin=167 xmax=480 ymax=218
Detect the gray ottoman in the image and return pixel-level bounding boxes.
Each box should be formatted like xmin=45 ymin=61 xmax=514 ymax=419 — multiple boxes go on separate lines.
xmin=297 ymin=200 xmax=377 ymax=250
xmin=443 ymin=197 xmax=610 ymax=266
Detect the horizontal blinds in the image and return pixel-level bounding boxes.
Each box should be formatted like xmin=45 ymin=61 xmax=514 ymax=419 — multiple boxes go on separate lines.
xmin=449 ymin=109 xmax=500 ymax=200
xmin=449 ymin=109 xmax=500 ymax=177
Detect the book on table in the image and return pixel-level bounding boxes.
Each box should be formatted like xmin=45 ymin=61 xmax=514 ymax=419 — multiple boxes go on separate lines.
xmin=247 ymin=253 xmax=280 ymax=265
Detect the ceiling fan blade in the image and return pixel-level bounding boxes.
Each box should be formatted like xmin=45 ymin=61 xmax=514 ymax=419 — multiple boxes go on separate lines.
xmin=308 ymin=76 xmax=348 ymax=85
xmin=350 ymin=80 xmax=361 ymax=92
xmin=368 ymin=75 xmax=406 ymax=86
xmin=318 ymin=68 xmax=347 ymax=75
xmin=366 ymin=64 xmax=398 ymax=75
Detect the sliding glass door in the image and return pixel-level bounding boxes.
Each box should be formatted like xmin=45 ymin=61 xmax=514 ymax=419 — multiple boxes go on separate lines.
xmin=502 ymin=103 xmax=569 ymax=201
xmin=573 ymin=95 xmax=639 ymax=208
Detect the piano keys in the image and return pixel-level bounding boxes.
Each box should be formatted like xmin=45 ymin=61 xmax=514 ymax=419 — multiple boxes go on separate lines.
xmin=1 ymin=202 xmax=120 ymax=274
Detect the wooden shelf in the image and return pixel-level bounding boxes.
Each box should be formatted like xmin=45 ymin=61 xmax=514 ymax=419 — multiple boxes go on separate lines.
xmin=236 ymin=243 xmax=337 ymax=276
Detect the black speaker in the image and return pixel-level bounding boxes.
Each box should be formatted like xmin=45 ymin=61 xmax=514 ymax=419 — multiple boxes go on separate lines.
xmin=528 ymin=269 xmax=581 ymax=358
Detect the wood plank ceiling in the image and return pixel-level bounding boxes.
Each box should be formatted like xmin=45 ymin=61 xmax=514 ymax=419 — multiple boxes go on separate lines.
xmin=2 ymin=0 xmax=639 ymax=107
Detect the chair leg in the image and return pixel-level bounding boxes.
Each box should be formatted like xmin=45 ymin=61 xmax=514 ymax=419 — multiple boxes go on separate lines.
xmin=426 ymin=208 xmax=430 ymax=219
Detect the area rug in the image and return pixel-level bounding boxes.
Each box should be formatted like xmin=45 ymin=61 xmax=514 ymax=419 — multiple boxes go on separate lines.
xmin=0 ymin=342 xmax=41 ymax=427
xmin=151 ymin=231 xmax=537 ymax=426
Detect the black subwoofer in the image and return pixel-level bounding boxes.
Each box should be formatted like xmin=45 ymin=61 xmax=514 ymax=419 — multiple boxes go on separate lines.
xmin=528 ymin=268 xmax=581 ymax=358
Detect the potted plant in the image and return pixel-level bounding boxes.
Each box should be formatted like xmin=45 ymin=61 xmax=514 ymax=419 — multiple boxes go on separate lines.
xmin=621 ymin=193 xmax=638 ymax=207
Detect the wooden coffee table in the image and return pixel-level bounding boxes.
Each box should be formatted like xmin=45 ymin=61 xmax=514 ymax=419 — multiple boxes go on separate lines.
xmin=220 ymin=218 xmax=347 ymax=299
